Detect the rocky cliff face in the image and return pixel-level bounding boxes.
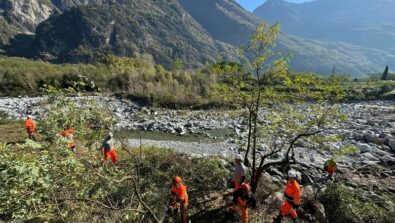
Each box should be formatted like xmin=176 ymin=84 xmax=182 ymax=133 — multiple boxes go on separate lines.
xmin=0 ymin=0 xmax=57 ymax=45
xmin=1 ymin=0 xmax=56 ymax=33
xmin=51 ymin=0 xmax=118 ymax=12
xmin=179 ymin=0 xmax=260 ymax=46
xmin=32 ymin=0 xmax=239 ymax=66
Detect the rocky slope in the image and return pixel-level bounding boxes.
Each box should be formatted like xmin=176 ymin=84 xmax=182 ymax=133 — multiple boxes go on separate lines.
xmin=179 ymin=0 xmax=260 ymax=47
xmin=51 ymin=0 xmax=111 ymax=12
xmin=0 ymin=0 xmax=56 ymax=35
xmin=30 ymin=0 xmax=239 ymax=66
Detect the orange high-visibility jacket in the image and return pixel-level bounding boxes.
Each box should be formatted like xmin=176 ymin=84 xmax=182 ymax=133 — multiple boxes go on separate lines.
xmin=61 ymin=128 xmax=75 ymax=137
xmin=171 ymin=183 xmax=188 ymax=205
xmin=25 ymin=118 xmax=36 ymax=130
xmin=284 ymin=180 xmax=301 ymax=204
xmin=60 ymin=128 xmax=75 ymax=148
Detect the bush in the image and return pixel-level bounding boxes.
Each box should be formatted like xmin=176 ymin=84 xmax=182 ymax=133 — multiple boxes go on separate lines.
xmin=0 ymin=94 xmax=230 ymax=222
xmin=320 ymin=184 xmax=394 ymax=223
xmin=0 ymin=144 xmax=229 ymax=222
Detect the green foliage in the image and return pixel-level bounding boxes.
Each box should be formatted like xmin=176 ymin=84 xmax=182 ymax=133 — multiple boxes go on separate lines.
xmin=214 ymin=22 xmax=346 ymax=192
xmin=39 ymin=95 xmax=114 ymax=144
xmin=172 ymin=58 xmax=184 ymax=71
xmin=0 ymin=144 xmax=229 ymax=221
xmin=334 ymin=144 xmax=359 ymax=159
xmin=320 ymin=184 xmax=394 ymax=223
xmin=0 ymin=142 xmax=8 ymax=150
xmin=0 ymin=56 xmax=218 ymax=107
xmin=0 ymin=111 xmax=10 ymax=123
xmin=341 ymin=80 xmax=395 ymax=100
xmin=0 ymin=94 xmax=229 ymax=221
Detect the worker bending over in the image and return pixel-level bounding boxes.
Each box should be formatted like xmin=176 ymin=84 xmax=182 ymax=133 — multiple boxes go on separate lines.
xmin=60 ymin=127 xmax=76 ymax=153
xmin=168 ymin=176 xmax=189 ymax=223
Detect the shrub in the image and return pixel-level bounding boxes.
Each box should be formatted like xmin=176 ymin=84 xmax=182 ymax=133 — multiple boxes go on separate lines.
xmin=320 ymin=184 xmax=394 ymax=223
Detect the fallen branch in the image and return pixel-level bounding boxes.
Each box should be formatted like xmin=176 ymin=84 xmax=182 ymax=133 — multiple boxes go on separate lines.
xmin=95 ymin=172 xmax=162 ymax=223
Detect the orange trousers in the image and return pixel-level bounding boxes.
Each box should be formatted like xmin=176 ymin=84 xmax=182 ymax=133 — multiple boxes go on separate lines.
xmin=280 ymin=200 xmax=297 ymax=218
xmin=240 ymin=205 xmax=248 ymax=223
xmin=103 ymin=149 xmax=117 ymax=163
xmin=232 ymin=198 xmax=248 ymax=223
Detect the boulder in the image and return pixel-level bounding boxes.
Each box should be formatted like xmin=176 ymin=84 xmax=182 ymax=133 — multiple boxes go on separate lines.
xmin=313 ymin=202 xmax=328 ymax=223
xmin=380 ymin=156 xmax=395 ymax=166
xmin=357 ymin=143 xmax=371 ymax=153
xmin=360 ymin=152 xmax=380 ymax=161
xmin=265 ymin=192 xmax=284 ymax=209
xmin=372 ymin=147 xmax=389 ymax=156
xmin=389 ymin=139 xmax=395 ymax=152
xmin=384 ymin=135 xmax=394 ymax=145
xmin=363 ymin=131 xmax=375 ymax=143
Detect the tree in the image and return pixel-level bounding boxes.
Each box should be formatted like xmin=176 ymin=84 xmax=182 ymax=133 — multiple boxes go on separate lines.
xmin=214 ymin=23 xmax=345 ymax=192
xmin=382 ymin=65 xmax=389 ymax=80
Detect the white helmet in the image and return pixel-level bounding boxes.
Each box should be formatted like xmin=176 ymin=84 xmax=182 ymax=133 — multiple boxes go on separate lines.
xmin=234 ymin=154 xmax=243 ymax=161
xmin=288 ymin=170 xmax=298 ymax=178
xmin=109 ymin=132 xmax=114 ymax=138
xmin=27 ymin=115 xmax=32 ymax=119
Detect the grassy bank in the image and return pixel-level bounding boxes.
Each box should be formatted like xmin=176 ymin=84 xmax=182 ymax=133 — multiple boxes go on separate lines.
xmin=1 ymin=56 xmax=395 ymax=108
xmin=0 ymin=56 xmax=218 ymax=107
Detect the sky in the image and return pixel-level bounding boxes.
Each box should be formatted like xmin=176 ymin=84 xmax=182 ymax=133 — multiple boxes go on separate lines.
xmin=236 ymin=0 xmax=313 ymax=11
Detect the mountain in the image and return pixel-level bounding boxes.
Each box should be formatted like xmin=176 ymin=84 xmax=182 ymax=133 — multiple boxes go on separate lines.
xmin=278 ymin=34 xmax=395 ymax=75
xmin=30 ymin=0 xmax=239 ymax=67
xmin=0 ymin=0 xmax=57 ymax=44
xmin=179 ymin=0 xmax=395 ymax=76
xmin=179 ymin=0 xmax=259 ymax=46
xmin=1 ymin=0 xmax=394 ymax=76
xmin=254 ymin=0 xmax=395 ymax=53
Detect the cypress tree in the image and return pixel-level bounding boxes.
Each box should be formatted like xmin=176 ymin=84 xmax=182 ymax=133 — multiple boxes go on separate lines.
xmin=381 ymin=66 xmax=389 ymax=80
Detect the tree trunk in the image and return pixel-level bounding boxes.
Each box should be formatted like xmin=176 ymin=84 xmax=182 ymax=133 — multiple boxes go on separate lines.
xmin=244 ymin=109 xmax=253 ymax=165
xmin=251 ymin=67 xmax=262 ymax=192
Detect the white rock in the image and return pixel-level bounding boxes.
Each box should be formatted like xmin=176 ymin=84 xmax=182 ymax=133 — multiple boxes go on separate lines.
xmin=357 ymin=143 xmax=371 ymax=153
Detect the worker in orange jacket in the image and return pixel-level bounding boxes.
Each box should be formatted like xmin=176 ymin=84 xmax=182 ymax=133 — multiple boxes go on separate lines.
xmin=168 ymin=176 xmax=188 ymax=223
xmin=60 ymin=127 xmax=76 ymax=153
xmin=232 ymin=182 xmax=256 ymax=223
xmin=24 ymin=115 xmax=37 ymax=141
xmin=323 ymin=158 xmax=337 ymax=179
xmin=101 ymin=132 xmax=117 ymax=164
xmin=274 ymin=170 xmax=302 ymax=223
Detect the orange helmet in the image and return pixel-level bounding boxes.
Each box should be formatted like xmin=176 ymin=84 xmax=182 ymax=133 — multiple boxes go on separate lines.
xmin=173 ymin=176 xmax=182 ymax=183
xmin=242 ymin=183 xmax=250 ymax=192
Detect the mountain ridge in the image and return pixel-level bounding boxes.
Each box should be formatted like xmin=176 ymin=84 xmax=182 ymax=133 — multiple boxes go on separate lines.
xmin=1 ymin=0 xmax=394 ymax=76
xmin=254 ymin=0 xmax=395 ymax=53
